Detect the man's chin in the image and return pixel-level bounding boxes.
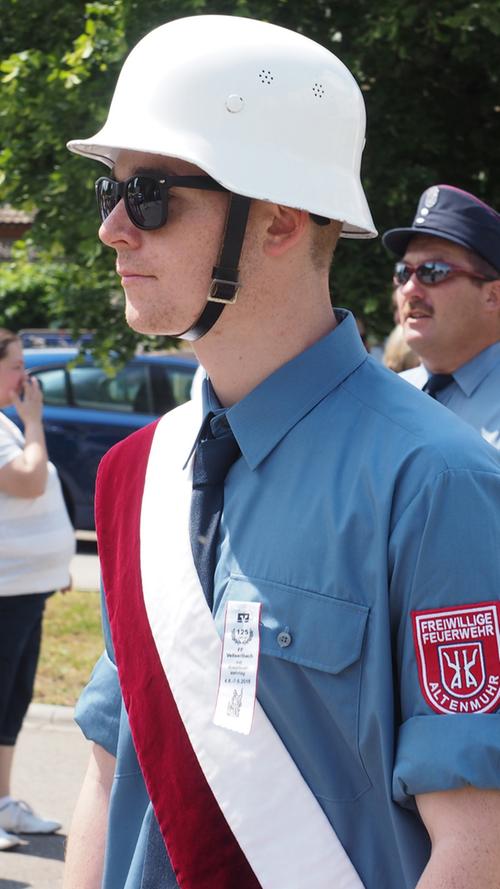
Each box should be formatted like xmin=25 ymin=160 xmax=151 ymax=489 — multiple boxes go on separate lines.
xmin=124 ymin=311 xmax=184 ymax=338
xmin=124 ymin=306 xmax=165 ymax=336
xmin=403 ymin=319 xmax=433 ymax=347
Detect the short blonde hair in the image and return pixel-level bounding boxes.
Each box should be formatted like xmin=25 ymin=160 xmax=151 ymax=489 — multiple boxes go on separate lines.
xmin=383 ymin=325 xmax=419 ymax=373
xmin=310 ymin=219 xmax=343 ymax=271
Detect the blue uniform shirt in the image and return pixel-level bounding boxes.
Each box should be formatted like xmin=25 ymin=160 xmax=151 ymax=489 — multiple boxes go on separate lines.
xmin=77 ymin=311 xmax=500 ymax=889
xmin=401 ymin=342 xmax=500 ymax=449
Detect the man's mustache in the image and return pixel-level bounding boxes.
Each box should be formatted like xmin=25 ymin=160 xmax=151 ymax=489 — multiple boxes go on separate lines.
xmin=402 ymin=300 xmax=434 ymax=319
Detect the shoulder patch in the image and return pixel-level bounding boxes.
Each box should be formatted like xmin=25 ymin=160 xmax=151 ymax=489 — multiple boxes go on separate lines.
xmin=412 ymin=602 xmax=500 ymax=714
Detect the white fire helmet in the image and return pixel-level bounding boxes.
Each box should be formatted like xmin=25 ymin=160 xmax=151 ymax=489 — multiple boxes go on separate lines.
xmin=67 ymin=15 xmax=376 ymax=239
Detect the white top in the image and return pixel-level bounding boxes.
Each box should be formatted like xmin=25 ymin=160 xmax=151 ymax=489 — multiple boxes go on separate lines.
xmin=0 ymin=413 xmax=75 ymax=596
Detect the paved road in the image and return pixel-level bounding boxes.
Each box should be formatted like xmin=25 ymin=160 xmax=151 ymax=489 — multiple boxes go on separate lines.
xmin=0 ymin=705 xmax=90 ymax=889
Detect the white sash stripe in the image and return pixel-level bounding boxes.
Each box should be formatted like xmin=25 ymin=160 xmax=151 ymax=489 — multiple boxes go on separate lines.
xmin=140 ymin=404 xmax=364 ymax=889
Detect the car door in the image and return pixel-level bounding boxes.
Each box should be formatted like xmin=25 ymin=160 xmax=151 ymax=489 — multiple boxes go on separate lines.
xmin=31 ymin=361 xmax=157 ymax=530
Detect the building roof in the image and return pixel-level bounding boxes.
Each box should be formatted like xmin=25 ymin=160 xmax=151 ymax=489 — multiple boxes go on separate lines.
xmin=0 ymin=204 xmax=36 ymax=225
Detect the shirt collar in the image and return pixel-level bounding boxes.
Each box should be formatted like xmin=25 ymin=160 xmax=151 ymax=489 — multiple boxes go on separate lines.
xmin=449 ymin=342 xmax=500 ymax=397
xmin=198 ymin=310 xmax=367 ymax=470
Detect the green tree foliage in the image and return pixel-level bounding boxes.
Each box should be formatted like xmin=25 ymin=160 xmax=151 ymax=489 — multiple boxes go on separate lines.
xmin=0 ymin=0 xmax=499 ymax=350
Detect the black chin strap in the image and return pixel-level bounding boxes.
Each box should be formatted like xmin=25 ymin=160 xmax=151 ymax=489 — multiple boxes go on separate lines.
xmin=176 ymin=193 xmax=251 ymax=342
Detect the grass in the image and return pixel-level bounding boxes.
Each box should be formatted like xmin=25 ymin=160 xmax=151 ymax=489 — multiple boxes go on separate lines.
xmin=33 ymin=589 xmax=104 ymax=707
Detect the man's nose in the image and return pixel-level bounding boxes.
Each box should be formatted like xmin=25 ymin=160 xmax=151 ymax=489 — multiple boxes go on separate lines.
xmin=98 ymin=198 xmax=141 ymax=248
xmin=400 ymin=272 xmax=425 ymax=298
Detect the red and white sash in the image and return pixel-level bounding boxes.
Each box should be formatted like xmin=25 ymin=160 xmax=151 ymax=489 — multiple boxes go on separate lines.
xmin=96 ymin=401 xmax=364 ymax=889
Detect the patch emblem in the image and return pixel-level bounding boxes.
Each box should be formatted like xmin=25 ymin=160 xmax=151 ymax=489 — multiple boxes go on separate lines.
xmin=412 ymin=602 xmax=500 ymax=714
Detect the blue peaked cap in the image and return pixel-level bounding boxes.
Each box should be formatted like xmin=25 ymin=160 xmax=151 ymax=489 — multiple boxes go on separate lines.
xmin=383 ymin=185 xmax=500 ymax=273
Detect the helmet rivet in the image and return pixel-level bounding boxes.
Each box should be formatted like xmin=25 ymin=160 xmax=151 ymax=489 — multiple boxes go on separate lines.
xmin=226 ymin=94 xmax=244 ymax=113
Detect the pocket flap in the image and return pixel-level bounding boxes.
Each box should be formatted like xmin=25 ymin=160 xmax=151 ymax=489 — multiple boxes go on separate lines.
xmin=225 ymin=575 xmax=369 ymax=674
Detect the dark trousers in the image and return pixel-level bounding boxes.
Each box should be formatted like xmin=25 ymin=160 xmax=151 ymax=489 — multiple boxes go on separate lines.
xmin=0 ymin=592 xmax=52 ymax=745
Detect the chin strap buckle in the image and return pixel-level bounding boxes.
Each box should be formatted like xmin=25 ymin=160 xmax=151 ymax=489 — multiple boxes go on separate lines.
xmin=175 ymin=193 xmax=251 ymax=341
xmin=208 ymin=268 xmax=241 ymax=304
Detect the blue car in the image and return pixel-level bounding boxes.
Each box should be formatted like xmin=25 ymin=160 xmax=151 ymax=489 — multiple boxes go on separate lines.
xmin=2 ymin=348 xmax=198 ymax=530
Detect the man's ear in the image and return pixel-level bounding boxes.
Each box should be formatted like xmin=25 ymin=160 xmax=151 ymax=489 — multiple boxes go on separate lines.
xmin=263 ymin=206 xmax=309 ymax=257
xmin=483 ymin=279 xmax=500 ymax=312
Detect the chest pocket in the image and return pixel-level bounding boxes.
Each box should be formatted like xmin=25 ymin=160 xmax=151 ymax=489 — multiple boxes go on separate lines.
xmin=223 ymin=575 xmax=371 ymax=802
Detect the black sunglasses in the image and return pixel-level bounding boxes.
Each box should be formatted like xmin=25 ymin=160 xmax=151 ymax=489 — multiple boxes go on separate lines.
xmin=95 ymin=173 xmax=227 ymax=230
xmin=393 ymin=260 xmax=497 ymax=287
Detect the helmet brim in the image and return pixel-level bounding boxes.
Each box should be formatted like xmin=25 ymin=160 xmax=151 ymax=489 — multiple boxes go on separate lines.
xmin=68 ymin=133 xmax=377 ymax=240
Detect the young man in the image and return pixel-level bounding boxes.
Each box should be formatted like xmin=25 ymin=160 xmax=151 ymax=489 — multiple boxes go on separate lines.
xmin=64 ymin=16 xmax=500 ymax=889
xmin=383 ymin=186 xmax=500 ymax=448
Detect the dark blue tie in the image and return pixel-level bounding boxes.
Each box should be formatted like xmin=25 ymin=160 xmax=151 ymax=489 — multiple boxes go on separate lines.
xmin=423 ymin=373 xmax=454 ymax=399
xmin=189 ymin=411 xmax=241 ymax=608
xmin=141 ymin=412 xmax=240 ymax=886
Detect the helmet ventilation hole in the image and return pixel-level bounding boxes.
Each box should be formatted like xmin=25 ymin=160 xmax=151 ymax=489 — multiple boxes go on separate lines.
xmin=312 ymin=82 xmax=325 ymax=98
xmin=259 ymin=69 xmax=274 ymax=85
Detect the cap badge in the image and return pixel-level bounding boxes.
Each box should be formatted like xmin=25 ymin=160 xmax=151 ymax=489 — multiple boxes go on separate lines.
xmin=424 ymin=186 xmax=440 ymax=209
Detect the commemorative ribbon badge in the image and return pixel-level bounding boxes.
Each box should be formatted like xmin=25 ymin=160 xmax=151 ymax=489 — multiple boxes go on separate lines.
xmin=412 ymin=602 xmax=500 ymax=714
xmin=214 ymin=600 xmax=262 ymax=735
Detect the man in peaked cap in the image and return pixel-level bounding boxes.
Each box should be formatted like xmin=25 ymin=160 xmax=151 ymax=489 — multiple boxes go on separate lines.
xmin=63 ymin=16 xmax=500 ymax=889
xmin=383 ymin=185 xmax=500 ymax=448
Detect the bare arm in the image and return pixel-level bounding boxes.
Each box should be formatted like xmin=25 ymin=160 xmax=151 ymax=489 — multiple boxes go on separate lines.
xmin=0 ymin=377 xmax=48 ymax=498
xmin=416 ymin=787 xmax=500 ymax=889
xmin=64 ymin=743 xmax=116 ymax=889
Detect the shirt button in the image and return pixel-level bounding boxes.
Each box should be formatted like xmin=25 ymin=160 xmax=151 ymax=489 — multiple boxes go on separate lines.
xmin=277 ymin=630 xmax=292 ymax=648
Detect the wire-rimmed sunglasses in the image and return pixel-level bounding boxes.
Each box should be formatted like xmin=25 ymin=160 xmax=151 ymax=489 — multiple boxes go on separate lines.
xmin=393 ymin=260 xmax=497 ymax=288
xmin=95 ymin=173 xmax=228 ymax=231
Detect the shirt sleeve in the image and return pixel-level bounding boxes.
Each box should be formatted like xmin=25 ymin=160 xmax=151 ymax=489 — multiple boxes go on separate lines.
xmin=389 ymin=466 xmax=500 ymax=806
xmin=74 ymin=585 xmax=122 ymax=757
xmin=0 ymin=422 xmax=21 ymax=470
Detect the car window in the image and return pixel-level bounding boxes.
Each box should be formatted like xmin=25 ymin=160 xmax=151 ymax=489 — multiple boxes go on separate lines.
xmin=69 ymin=364 xmax=153 ymax=414
xmin=155 ymin=365 xmax=195 ymax=412
xmin=31 ymin=368 xmax=68 ymax=405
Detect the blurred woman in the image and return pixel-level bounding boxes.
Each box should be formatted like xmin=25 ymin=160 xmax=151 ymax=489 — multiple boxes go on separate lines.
xmin=0 ymin=329 xmax=75 ymax=850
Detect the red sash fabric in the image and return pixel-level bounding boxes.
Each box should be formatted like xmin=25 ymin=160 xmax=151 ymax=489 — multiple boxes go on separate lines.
xmin=95 ymin=422 xmax=261 ymax=889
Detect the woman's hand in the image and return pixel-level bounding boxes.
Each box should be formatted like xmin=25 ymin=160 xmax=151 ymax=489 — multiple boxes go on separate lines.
xmin=0 ymin=375 xmax=48 ymax=498
xmin=10 ymin=376 xmax=43 ymax=426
